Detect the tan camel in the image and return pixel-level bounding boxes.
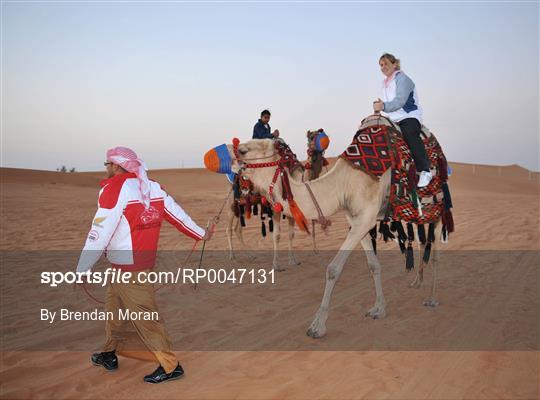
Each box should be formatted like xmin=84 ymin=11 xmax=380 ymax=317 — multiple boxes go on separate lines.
xmin=225 ymin=134 xmax=329 ymax=270
xmin=225 ymin=138 xmax=442 ymax=338
xmin=224 ymin=166 xmax=305 ymax=271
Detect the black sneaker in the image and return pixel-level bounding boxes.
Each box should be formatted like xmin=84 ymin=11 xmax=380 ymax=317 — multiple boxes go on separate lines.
xmin=144 ymin=363 xmax=184 ymax=384
xmin=91 ymin=351 xmax=118 ymax=371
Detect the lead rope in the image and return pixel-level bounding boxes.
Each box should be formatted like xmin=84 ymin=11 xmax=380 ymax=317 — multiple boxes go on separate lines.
xmin=80 ymin=185 xmax=233 ymax=303
xmin=193 ymin=220 xmax=211 ymax=291
xmin=191 ymin=184 xmax=233 ymax=290
xmin=304 ymin=181 xmax=331 ymax=232
xmin=80 ymin=282 xmax=105 ymax=304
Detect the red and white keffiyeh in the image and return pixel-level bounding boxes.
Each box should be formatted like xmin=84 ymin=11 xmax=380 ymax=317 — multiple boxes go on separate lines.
xmin=106 ymin=146 xmax=159 ymax=223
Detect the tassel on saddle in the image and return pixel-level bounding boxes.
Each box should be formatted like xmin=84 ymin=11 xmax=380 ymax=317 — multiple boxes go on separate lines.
xmin=405 ymin=223 xmax=415 ymax=270
xmin=378 ymin=221 xmax=395 ymax=242
xmin=369 ymin=226 xmax=377 ymax=254
xmin=390 ymin=220 xmax=407 ymax=254
xmin=422 ymin=222 xmax=436 ymax=263
xmin=417 ymin=224 xmax=426 ymax=245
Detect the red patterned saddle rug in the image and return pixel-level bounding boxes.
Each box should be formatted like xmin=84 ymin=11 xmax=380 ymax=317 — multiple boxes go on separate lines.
xmin=340 ymin=121 xmax=394 ymax=178
xmin=340 ymin=115 xmax=454 ymax=268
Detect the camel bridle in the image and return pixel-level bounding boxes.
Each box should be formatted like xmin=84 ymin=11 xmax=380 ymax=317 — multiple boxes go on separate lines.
xmin=231 ymin=138 xmax=302 ymax=200
xmin=231 ymin=138 xmax=328 ymax=234
xmin=232 ymin=137 xmax=281 ymax=170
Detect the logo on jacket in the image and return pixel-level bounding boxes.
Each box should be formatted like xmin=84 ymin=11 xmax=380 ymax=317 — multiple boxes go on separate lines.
xmin=88 ymin=230 xmax=100 ymax=242
xmin=92 ymin=216 xmax=107 ymax=228
xmin=140 ymin=206 xmax=161 ymax=225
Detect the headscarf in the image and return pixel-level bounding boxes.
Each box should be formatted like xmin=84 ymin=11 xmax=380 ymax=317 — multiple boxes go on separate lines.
xmin=106 ymin=146 xmax=159 ymax=223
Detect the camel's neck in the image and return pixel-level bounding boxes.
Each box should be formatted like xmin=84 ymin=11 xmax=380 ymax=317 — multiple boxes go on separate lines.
xmin=291 ymin=166 xmax=305 ymax=181
xmin=284 ymin=159 xmax=349 ymax=219
xmin=247 ymin=158 xmax=380 ymax=220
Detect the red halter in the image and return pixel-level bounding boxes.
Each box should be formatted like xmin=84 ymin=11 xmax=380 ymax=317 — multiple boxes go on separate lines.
xmin=232 ymin=137 xmax=280 ymax=169
xmin=232 ymin=138 xmax=283 ymax=203
xmin=231 ymin=138 xmax=310 ymax=233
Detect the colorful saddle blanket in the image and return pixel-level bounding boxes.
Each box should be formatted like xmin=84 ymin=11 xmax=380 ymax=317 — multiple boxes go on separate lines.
xmin=340 ymin=115 xmax=454 ymax=229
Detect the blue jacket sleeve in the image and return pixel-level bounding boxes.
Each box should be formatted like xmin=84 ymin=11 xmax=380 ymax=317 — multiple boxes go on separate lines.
xmin=383 ymin=72 xmax=415 ymax=112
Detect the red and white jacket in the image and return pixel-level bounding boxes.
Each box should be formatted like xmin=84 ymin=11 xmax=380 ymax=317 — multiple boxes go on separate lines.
xmin=76 ymin=172 xmax=205 ymax=273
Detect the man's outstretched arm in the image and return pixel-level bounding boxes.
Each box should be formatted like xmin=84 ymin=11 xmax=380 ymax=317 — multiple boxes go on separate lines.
xmin=163 ymin=190 xmax=206 ymax=241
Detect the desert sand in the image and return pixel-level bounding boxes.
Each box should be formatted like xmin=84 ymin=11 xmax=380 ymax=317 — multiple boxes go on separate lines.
xmin=0 ymin=161 xmax=538 ymax=399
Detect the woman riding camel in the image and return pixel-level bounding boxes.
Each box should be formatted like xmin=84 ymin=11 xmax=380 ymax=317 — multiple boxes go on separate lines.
xmin=373 ymin=53 xmax=432 ymax=187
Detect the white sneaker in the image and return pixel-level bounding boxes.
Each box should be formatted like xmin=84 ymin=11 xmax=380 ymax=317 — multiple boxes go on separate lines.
xmin=417 ymin=171 xmax=433 ymax=188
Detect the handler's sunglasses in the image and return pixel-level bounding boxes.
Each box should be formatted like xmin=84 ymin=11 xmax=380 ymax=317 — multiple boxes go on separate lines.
xmin=104 ymin=162 xmax=112 ymax=166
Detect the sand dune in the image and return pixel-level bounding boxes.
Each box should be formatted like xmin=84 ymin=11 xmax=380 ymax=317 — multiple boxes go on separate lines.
xmin=0 ymin=162 xmax=538 ymax=399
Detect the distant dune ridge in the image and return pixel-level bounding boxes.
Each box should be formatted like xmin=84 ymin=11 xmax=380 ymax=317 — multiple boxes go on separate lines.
xmin=0 ymin=161 xmax=538 ymax=399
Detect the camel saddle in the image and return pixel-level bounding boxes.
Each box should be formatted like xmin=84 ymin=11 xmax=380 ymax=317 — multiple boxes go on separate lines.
xmin=340 ymin=114 xmax=454 ymax=232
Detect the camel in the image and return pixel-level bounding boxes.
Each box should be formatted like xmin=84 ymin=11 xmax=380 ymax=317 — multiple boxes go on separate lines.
xmin=224 ymin=165 xmax=305 ymax=271
xmin=224 ymin=134 xmax=329 ymax=270
xmin=222 ymin=136 xmax=442 ymax=338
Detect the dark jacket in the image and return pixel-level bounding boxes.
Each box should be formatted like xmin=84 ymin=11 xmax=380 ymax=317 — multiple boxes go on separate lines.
xmin=252 ymin=119 xmax=273 ymax=139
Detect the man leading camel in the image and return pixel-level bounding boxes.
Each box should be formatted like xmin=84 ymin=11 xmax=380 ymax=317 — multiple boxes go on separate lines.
xmin=76 ymin=146 xmax=215 ymax=384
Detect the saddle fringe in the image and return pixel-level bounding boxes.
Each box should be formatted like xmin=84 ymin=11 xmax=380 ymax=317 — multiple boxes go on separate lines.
xmin=381 ymin=220 xmax=446 ymax=270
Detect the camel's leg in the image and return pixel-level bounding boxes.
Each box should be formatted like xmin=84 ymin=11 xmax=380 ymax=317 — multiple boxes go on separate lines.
xmin=360 ymin=235 xmax=386 ymax=319
xmin=424 ymin=220 xmax=442 ymax=307
xmin=232 ymin=216 xmax=256 ymax=260
xmin=287 ymin=217 xmax=300 ymax=266
xmin=307 ymin=219 xmax=370 ymax=338
xmin=225 ymin=210 xmax=236 ymax=260
xmin=272 ymin=212 xmax=285 ymax=272
xmin=409 ymin=266 xmax=424 ymax=288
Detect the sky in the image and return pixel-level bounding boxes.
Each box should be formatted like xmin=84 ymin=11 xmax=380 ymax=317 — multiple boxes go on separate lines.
xmin=1 ymin=1 xmax=539 ymax=171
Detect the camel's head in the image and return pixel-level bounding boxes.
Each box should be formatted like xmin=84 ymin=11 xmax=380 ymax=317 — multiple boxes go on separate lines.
xmin=203 ymin=143 xmax=235 ymax=176
xmin=306 ymin=129 xmax=330 ymax=152
xmin=203 ymin=139 xmax=278 ymax=179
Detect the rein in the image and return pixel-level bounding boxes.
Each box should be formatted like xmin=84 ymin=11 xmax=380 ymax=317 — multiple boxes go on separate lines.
xmin=79 ymin=238 xmax=201 ymax=304
xmin=304 ymin=182 xmax=331 ymax=232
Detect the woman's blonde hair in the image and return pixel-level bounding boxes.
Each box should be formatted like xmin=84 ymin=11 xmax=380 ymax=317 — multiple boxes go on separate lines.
xmin=380 ymin=53 xmax=401 ymax=70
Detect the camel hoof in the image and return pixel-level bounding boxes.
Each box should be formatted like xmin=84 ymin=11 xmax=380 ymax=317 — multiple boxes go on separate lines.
xmin=408 ymin=280 xmax=422 ymax=289
xmin=364 ymin=307 xmax=386 ymax=319
xmin=289 ymin=260 xmax=301 ymax=267
xmin=423 ymin=298 xmax=439 ymax=307
xmin=306 ymin=315 xmax=327 ymax=338
xmin=306 ymin=327 xmax=326 ymax=339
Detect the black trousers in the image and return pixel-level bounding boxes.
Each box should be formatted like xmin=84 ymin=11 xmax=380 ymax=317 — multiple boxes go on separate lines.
xmin=398 ymin=118 xmax=430 ymax=172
